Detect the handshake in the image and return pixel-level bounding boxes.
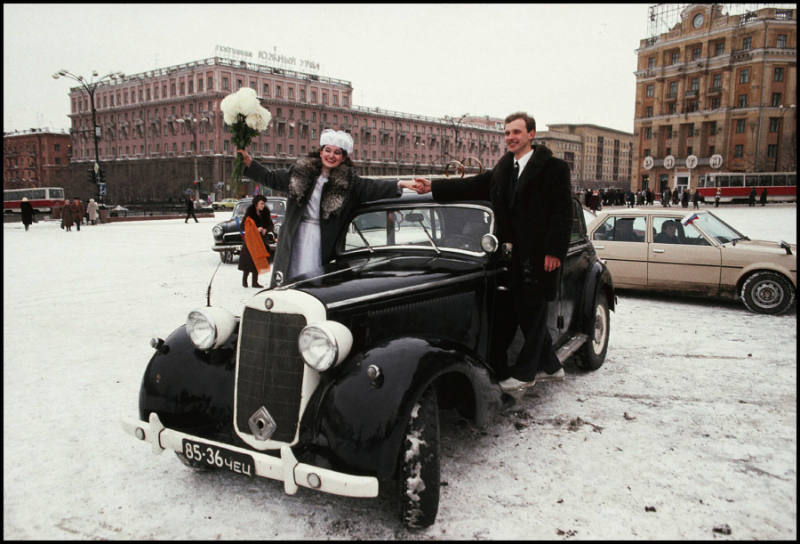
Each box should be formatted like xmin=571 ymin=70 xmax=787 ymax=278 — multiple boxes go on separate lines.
xmin=399 ymin=178 xmax=432 ymax=194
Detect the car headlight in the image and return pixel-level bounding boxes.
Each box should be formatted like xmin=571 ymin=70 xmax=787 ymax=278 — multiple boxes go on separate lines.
xmin=274 ymin=223 xmax=281 ymax=235
xmin=212 ymin=225 xmax=223 ymax=239
xmin=186 ymin=307 xmax=237 ymax=350
xmin=298 ymin=321 xmax=353 ymax=371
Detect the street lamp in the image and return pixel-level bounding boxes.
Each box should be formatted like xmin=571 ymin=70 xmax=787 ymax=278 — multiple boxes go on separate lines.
xmin=443 ymin=113 xmax=468 ymax=164
xmin=176 ymin=114 xmax=200 ymax=200
xmin=52 ymin=68 xmax=124 ymax=204
xmin=775 ymin=104 xmax=796 ymax=172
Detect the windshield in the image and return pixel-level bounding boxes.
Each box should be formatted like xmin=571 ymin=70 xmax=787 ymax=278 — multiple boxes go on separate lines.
xmin=233 ymin=202 xmax=248 ymax=219
xmin=689 ymin=212 xmax=746 ymax=244
xmin=343 ymin=204 xmax=493 ymax=255
xmin=267 ymin=199 xmax=286 ymax=214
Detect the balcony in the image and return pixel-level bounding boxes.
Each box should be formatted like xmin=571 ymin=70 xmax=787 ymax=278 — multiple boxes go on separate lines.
xmin=665 ymin=93 xmax=678 ymax=102
xmin=707 ymin=86 xmax=722 ymax=96
xmin=685 ymin=90 xmax=699 ymax=99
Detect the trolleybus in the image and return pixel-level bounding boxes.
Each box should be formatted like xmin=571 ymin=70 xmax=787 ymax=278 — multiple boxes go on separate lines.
xmin=697 ymin=172 xmax=796 ymax=203
xmin=3 ymin=187 xmax=67 ymax=213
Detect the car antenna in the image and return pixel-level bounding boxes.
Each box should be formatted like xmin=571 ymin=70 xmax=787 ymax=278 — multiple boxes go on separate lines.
xmin=206 ymin=261 xmax=223 ymax=307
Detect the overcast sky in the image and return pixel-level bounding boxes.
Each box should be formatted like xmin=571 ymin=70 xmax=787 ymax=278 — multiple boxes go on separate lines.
xmin=4 ymin=3 xmax=658 ymax=134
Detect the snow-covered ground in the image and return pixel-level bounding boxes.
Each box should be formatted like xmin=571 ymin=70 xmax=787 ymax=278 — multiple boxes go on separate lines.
xmin=3 ymin=204 xmax=796 ymax=539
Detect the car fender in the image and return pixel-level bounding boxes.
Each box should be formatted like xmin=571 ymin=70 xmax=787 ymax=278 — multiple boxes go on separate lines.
xmin=312 ymin=336 xmax=495 ymax=480
xmin=581 ymin=260 xmax=615 ymax=329
xmin=735 ymin=262 xmax=797 ymax=290
xmin=139 ymin=323 xmax=239 ymax=440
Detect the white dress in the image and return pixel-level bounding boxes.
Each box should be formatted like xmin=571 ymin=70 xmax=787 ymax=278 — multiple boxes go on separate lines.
xmin=288 ymin=173 xmax=328 ymax=278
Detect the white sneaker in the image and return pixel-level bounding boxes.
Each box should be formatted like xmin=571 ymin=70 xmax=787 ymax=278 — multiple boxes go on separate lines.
xmin=499 ymin=376 xmax=537 ymax=393
xmin=535 ymin=367 xmax=565 ymax=382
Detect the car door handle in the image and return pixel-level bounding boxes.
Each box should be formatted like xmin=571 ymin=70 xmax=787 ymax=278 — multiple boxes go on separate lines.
xmin=594 ymin=245 xmax=605 ymax=250
xmin=653 ymin=248 xmax=665 ymax=253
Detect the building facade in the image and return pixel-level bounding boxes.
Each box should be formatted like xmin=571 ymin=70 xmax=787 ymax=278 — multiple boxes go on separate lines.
xmin=530 ymin=129 xmax=584 ymax=189
xmin=546 ymin=124 xmax=634 ymax=190
xmin=3 ymin=128 xmax=72 ymax=188
xmin=62 ymin=56 xmax=505 ymax=202
xmin=632 ymin=4 xmax=796 ymax=194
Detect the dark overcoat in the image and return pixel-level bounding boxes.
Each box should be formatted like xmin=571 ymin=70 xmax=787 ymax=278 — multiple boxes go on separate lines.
xmin=432 ymin=145 xmax=573 ymax=302
xmin=244 ymin=156 xmax=400 ymax=287
xmin=238 ymin=206 xmax=274 ymax=274
xmin=20 ymin=201 xmax=34 ymax=226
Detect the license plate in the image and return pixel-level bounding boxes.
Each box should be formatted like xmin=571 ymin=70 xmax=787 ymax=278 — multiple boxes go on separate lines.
xmin=182 ymin=439 xmax=255 ymax=477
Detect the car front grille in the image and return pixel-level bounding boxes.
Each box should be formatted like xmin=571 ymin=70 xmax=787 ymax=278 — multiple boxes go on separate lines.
xmin=235 ymin=307 xmax=306 ymax=443
xmin=222 ymin=232 xmax=242 ymax=244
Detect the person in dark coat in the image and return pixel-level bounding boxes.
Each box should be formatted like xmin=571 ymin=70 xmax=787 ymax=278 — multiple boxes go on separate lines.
xmin=20 ymin=197 xmax=34 ymax=231
xmin=70 ymin=197 xmax=83 ymax=231
xmin=61 ymin=202 xmax=74 ymax=231
xmin=237 ymin=195 xmax=274 ymax=288
xmin=237 ymin=129 xmax=420 ymax=287
xmin=692 ymin=189 xmax=700 ymax=209
xmin=184 ymin=194 xmax=198 ymax=223
xmin=415 ymin=111 xmax=573 ymax=393
xmin=760 ymin=188 xmax=768 ymax=206
xmin=748 ymin=187 xmax=757 ymax=206
xmin=681 ymin=189 xmax=689 ymax=208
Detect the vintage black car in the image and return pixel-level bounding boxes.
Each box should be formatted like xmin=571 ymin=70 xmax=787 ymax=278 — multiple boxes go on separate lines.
xmin=211 ymin=196 xmax=286 ymax=263
xmin=123 ymin=193 xmax=614 ymax=529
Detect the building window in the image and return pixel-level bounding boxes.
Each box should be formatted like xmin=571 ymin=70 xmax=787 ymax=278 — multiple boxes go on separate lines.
xmin=646 ymin=84 xmax=654 ymax=97
xmin=180 ymin=82 xmax=185 ymax=95
xmin=777 ymin=34 xmax=787 ymax=48
xmin=709 ymin=121 xmax=717 ymax=135
xmin=197 ymin=79 xmax=203 ymax=92
xmin=644 ymin=127 xmax=652 ymax=139
xmin=222 ymin=77 xmax=229 ymax=90
xmin=322 ymin=92 xmax=328 ymax=104
xmin=671 ymin=50 xmax=679 ymax=64
xmin=207 ymin=76 xmax=213 ymax=90
xmin=645 ymin=106 xmax=653 ymax=117
xmin=734 ymin=144 xmax=743 ymax=158
xmin=739 ymin=69 xmax=750 ymax=84
xmin=343 ymin=96 xmax=349 ymax=107
xmin=666 ymin=147 xmax=672 ymax=156
xmin=690 ymin=77 xmax=699 ymax=91
xmin=687 ymin=146 xmax=693 ymax=156
xmin=736 ymin=119 xmax=746 ymax=133
xmin=687 ymin=102 xmax=699 ymax=112
xmin=300 ymin=89 xmax=306 ymax=102
xmin=668 ymin=81 xmax=678 ymax=97
xmin=769 ymin=117 xmax=780 ymax=132
xmin=311 ymin=91 xmax=317 ymax=103
xmin=708 ymin=145 xmax=715 ymax=155
xmin=692 ymin=46 xmax=702 ymax=59
xmin=288 ymin=87 xmax=294 ymax=99
xmin=648 ymin=57 xmax=655 ymax=68
xmin=236 ymin=79 xmax=243 ymax=89
xmin=774 ymin=67 xmax=784 ymax=82
xmin=767 ymin=144 xmax=778 ymax=158
xmin=711 ymin=97 xmax=720 ymax=109
xmin=771 ymin=92 xmax=782 ymax=107
xmin=263 ymin=83 xmax=270 ymax=96
xmin=742 ymin=36 xmax=752 ymax=50
xmin=644 ymin=148 xmax=651 ymax=157
xmin=666 ymin=126 xmax=673 ymax=139
xmin=714 ymin=41 xmax=725 ymax=56
xmin=737 ymin=94 xmax=748 ymax=108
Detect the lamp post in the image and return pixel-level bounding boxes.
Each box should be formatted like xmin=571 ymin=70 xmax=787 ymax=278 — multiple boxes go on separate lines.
xmin=52 ymin=69 xmax=124 ymax=204
xmin=176 ymin=114 xmax=200 ymax=201
xmin=775 ymin=104 xmax=796 ymax=172
xmin=443 ymin=113 xmax=468 ymax=164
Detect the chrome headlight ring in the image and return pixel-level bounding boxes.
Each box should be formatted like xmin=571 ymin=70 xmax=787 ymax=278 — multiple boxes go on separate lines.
xmin=185 ymin=307 xmax=237 ymax=350
xmin=298 ymin=321 xmax=353 ymax=372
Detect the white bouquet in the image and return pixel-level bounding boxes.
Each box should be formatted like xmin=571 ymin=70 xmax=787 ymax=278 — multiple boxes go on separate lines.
xmin=220 ymin=87 xmax=271 ymax=194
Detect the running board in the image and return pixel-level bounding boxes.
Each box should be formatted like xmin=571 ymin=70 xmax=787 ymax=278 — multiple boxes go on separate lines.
xmin=555 ymin=333 xmax=589 ymax=363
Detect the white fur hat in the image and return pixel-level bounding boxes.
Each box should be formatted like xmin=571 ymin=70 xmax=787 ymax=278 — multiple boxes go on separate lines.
xmin=319 ymin=129 xmax=353 ymax=154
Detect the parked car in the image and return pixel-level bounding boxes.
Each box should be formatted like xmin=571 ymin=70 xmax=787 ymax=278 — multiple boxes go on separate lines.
xmin=212 ymin=198 xmax=239 ymax=210
xmin=587 ymin=207 xmax=796 ymax=314
xmin=211 ymin=197 xmax=286 ymax=263
xmin=123 ymin=194 xmax=614 ymax=529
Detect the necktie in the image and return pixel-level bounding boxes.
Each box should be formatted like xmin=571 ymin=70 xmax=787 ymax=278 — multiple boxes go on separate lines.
xmin=508 ymin=161 xmax=520 ymax=208
xmin=512 ymin=161 xmax=519 ymax=181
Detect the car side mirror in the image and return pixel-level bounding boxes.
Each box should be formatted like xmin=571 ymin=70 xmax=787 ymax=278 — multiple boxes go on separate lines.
xmin=480 ymin=233 xmax=499 ymax=254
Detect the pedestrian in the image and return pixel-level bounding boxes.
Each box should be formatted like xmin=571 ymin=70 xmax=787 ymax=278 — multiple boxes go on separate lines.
xmin=62 ymin=200 xmax=74 ymax=232
xmin=414 ymin=111 xmax=572 ymax=393
xmin=237 ymin=195 xmax=273 ymax=288
xmin=236 ymin=129 xmax=420 ymax=286
xmin=87 ymin=198 xmax=99 ymax=225
xmin=681 ymin=189 xmax=689 ymax=208
xmin=185 ymin=194 xmax=198 ymax=223
xmin=70 ymin=197 xmax=83 ymax=231
xmin=662 ymin=188 xmax=670 ymax=207
xmin=672 ymin=188 xmax=679 ymax=206
xmin=20 ymin=197 xmax=34 ymax=231
xmin=692 ymin=189 xmax=700 ymax=209
xmin=760 ymin=188 xmax=768 ymax=206
xmin=714 ymin=188 xmax=721 ymax=207
xmin=748 ymin=187 xmax=757 ymax=206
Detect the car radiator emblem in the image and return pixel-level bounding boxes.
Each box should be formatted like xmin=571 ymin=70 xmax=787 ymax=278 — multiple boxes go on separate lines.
xmin=248 ymin=406 xmax=277 ymax=441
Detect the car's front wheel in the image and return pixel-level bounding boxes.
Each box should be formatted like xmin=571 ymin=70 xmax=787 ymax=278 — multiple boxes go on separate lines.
xmin=576 ymin=290 xmax=610 ymax=370
xmin=397 ymin=386 xmax=440 ymax=530
xmin=741 ymin=271 xmax=795 ymax=315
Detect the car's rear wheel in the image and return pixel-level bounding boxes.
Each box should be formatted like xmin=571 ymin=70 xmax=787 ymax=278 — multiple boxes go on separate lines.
xmin=576 ymin=290 xmax=609 ymax=371
xmin=741 ymin=271 xmax=795 ymax=315
xmin=397 ymin=386 xmax=440 ymax=530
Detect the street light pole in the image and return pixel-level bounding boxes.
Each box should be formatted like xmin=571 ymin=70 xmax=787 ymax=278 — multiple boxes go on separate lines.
xmin=52 ymin=69 xmax=124 ymax=204
xmin=444 ymin=113 xmax=468 ymax=164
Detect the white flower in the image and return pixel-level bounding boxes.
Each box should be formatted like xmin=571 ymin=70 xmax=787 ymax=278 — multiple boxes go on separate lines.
xmin=220 ymin=87 xmax=262 ymax=126
xmin=245 ymin=106 xmax=272 ymax=131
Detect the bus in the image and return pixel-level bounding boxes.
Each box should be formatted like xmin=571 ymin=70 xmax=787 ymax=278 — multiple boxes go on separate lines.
xmin=696 ymin=172 xmax=796 ymax=204
xmin=3 ymin=187 xmax=67 ymax=214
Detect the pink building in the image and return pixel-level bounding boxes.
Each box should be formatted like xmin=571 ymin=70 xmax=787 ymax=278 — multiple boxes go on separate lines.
xmin=64 ymin=56 xmax=504 ymax=201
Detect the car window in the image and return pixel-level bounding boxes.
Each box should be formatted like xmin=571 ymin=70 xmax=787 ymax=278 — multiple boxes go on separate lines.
xmin=653 ymin=216 xmax=710 ymax=245
xmin=593 ymin=216 xmax=646 ymax=242
xmin=344 ymin=205 xmax=491 ymax=254
xmin=268 ymin=200 xmax=286 ymax=214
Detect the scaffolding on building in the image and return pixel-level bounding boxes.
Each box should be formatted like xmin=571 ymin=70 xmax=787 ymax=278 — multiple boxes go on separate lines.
xmin=646 ymin=3 xmax=796 ymax=38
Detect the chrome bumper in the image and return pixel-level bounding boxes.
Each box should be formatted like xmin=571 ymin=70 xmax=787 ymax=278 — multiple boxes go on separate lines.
xmin=211 ymin=244 xmax=242 ymax=253
xmin=121 ymin=413 xmax=379 ymax=498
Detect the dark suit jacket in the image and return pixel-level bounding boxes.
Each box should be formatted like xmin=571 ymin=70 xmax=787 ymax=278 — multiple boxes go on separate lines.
xmin=432 ymin=145 xmax=573 ymax=301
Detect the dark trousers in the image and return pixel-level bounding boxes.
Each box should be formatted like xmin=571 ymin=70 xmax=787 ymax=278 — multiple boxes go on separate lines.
xmin=490 ymin=282 xmax=560 ymax=382
xmin=185 ymin=210 xmax=197 ymax=223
